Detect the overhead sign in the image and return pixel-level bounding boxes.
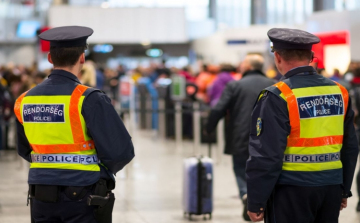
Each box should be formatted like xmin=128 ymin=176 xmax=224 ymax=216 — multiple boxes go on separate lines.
xmin=227 ymin=39 xmax=268 ymax=45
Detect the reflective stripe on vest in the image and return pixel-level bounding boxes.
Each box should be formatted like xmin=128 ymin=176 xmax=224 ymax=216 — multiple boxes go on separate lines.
xmin=31 ymin=154 xmax=98 ymax=165
xmin=14 ymin=85 xmax=100 ymax=172
xmin=274 ymin=81 xmax=348 ymax=172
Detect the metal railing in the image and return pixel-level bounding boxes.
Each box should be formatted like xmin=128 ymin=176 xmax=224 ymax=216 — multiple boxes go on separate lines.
xmin=117 ymin=79 xmax=225 ymax=163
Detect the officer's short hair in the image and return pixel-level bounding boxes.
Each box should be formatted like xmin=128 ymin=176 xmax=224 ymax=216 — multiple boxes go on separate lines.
xmin=247 ymin=54 xmax=264 ymax=71
xmin=50 ymin=46 xmax=87 ymax=67
xmin=274 ymin=48 xmax=312 ymax=62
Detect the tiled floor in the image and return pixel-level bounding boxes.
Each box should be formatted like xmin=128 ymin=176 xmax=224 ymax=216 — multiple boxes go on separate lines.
xmin=0 ymin=130 xmax=359 ymax=223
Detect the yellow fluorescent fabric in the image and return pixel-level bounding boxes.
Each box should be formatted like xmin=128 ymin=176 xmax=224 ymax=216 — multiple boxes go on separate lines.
xmin=282 ymin=161 xmax=342 ymax=171
xmin=21 ymin=95 xmax=87 ymax=144
xmin=30 ymin=162 xmax=100 ymax=171
xmin=22 ymin=96 xmax=72 ymax=145
xmin=300 ymin=115 xmax=344 ymax=138
xmin=19 ymin=90 xmax=100 ymax=172
xmin=292 ymin=86 xmax=342 ymax=97
xmin=275 ymin=82 xmax=346 ymax=173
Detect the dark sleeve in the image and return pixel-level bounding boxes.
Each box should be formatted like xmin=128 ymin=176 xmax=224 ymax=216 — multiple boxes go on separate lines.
xmin=341 ymin=97 xmax=359 ymax=197
xmin=16 ymin=120 xmax=32 ymax=162
xmin=82 ymin=91 xmax=135 ymax=175
xmin=246 ymin=92 xmax=290 ymax=212
xmin=206 ymin=83 xmax=233 ymax=133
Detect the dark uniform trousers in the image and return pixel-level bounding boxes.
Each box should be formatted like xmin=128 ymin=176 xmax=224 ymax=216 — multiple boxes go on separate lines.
xmin=265 ymin=185 xmax=342 ymax=223
xmin=31 ymin=187 xmax=97 ymax=223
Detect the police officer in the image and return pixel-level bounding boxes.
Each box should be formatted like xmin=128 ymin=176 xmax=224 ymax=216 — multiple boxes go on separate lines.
xmin=246 ymin=28 xmax=359 ymax=223
xmin=14 ymin=26 xmax=135 ymax=223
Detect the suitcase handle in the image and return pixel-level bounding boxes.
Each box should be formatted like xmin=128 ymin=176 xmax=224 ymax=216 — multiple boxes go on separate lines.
xmin=208 ymin=143 xmax=212 ymax=158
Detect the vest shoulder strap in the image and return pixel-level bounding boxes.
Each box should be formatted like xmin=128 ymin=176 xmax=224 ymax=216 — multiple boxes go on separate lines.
xmin=257 ymin=85 xmax=286 ymax=102
xmin=274 ymin=81 xmax=301 ymax=138
xmin=70 ymin=84 xmax=91 ymax=144
xmin=14 ymin=90 xmax=29 ymax=124
xmin=69 ymin=84 xmax=103 ymax=144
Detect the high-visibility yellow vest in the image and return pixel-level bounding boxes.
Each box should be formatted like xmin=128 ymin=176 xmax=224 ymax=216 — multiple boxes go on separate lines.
xmin=273 ymin=81 xmax=348 ymax=175
xmin=14 ymin=85 xmax=100 ymax=173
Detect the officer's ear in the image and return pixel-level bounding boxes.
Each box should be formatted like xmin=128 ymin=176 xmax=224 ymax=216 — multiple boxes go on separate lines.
xmin=79 ymin=53 xmax=85 ymax=65
xmin=274 ymin=51 xmax=282 ymax=65
xmin=47 ymin=53 xmax=53 ymax=65
xmin=310 ymin=51 xmax=315 ymax=62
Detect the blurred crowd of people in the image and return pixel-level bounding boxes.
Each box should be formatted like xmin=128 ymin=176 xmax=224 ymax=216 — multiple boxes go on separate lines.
xmin=126 ymin=59 xmax=360 ymax=108
xmin=0 ymin=58 xmax=359 ymax=152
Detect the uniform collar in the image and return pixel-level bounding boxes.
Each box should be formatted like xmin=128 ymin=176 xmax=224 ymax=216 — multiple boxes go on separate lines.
xmin=281 ymin=66 xmax=317 ymax=80
xmin=49 ymin=69 xmax=81 ymax=84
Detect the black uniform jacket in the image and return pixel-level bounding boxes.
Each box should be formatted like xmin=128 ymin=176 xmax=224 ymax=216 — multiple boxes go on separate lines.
xmin=207 ymin=70 xmax=275 ymax=155
xmin=16 ymin=69 xmax=135 ymax=186
xmin=246 ymin=66 xmax=359 ymax=213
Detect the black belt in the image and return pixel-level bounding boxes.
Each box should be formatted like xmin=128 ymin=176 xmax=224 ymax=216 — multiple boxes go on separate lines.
xmin=29 ymin=179 xmax=111 ymax=203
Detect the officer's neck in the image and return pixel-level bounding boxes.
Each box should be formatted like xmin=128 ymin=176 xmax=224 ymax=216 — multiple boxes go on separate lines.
xmin=53 ymin=65 xmax=81 ymax=79
xmin=280 ymin=61 xmax=310 ymax=75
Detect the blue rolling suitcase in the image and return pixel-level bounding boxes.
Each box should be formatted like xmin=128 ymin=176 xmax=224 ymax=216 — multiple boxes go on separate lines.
xmin=183 ymin=156 xmax=213 ymax=220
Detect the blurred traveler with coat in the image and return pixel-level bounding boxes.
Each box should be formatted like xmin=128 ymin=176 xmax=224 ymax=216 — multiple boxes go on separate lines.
xmin=206 ymin=54 xmax=274 ymax=221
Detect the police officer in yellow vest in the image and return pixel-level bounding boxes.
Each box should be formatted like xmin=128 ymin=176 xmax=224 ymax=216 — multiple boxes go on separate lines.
xmin=14 ymin=26 xmax=134 ymax=223
xmin=246 ymin=28 xmax=359 ymax=223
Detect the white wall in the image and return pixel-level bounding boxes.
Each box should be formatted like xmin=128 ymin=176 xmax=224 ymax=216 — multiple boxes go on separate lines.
xmin=0 ymin=45 xmax=36 ymax=66
xmin=307 ymin=9 xmax=360 ymax=61
xmin=192 ymin=25 xmax=292 ymax=66
xmin=49 ymin=6 xmax=188 ymax=44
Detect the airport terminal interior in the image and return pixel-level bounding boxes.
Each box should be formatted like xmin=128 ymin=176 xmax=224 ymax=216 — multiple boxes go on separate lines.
xmin=1 ymin=0 xmax=360 ymax=222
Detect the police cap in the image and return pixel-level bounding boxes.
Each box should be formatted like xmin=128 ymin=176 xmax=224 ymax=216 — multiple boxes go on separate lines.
xmin=267 ymin=28 xmax=320 ymax=51
xmin=38 ymin=26 xmax=93 ymax=48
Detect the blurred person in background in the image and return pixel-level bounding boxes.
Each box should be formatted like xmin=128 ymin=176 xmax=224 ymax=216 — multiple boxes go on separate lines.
xmin=9 ymin=74 xmax=22 ymax=102
xmin=331 ymin=68 xmax=341 ymax=82
xmin=206 ymin=54 xmax=274 ymax=221
xmin=131 ymin=67 xmax=143 ymax=84
xmin=344 ymin=61 xmax=360 ymax=83
xmin=153 ymin=59 xmax=171 ymax=82
xmin=230 ymin=64 xmax=242 ymax=81
xmin=0 ymin=74 xmax=13 ymax=156
xmin=195 ymin=64 xmax=219 ymax=103
xmin=266 ymin=64 xmax=278 ymax=79
xmin=103 ymin=68 xmax=120 ymax=101
xmin=19 ymin=72 xmax=36 ymax=93
xmin=207 ymin=64 xmax=235 ymax=107
xmin=117 ymin=64 xmax=126 ymax=79
xmin=0 ymin=64 xmax=46 ymax=152
xmin=246 ymin=28 xmax=358 ymax=223
xmin=95 ymin=66 xmax=105 ymax=90
xmin=195 ymin=64 xmax=209 ymax=101
xmin=80 ymin=61 xmax=97 ymax=87
xmin=2 ymin=69 xmax=21 ymax=151
xmin=178 ymin=66 xmax=196 ymax=83
xmin=34 ymin=72 xmax=47 ymax=85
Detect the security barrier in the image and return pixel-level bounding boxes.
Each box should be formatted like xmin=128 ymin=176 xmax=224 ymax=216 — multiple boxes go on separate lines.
xmin=118 ymin=77 xmax=225 ymax=162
